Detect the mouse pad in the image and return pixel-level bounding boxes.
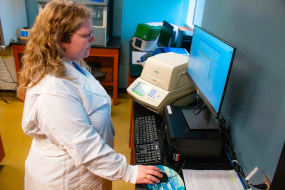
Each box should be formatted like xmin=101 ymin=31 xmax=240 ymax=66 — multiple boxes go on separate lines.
xmin=146 ymin=165 xmax=185 ymax=190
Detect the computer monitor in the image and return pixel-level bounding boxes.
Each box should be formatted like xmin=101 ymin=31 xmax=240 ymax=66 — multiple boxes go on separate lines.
xmin=186 ymin=26 xmax=236 ymax=119
xmin=157 ymin=21 xmax=174 ymax=47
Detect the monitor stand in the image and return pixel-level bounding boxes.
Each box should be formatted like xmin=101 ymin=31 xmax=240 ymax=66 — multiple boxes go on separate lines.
xmin=182 ymin=107 xmax=219 ymax=130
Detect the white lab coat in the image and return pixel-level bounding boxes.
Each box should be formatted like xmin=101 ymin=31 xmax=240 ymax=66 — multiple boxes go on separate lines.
xmin=22 ymin=61 xmax=138 ymax=189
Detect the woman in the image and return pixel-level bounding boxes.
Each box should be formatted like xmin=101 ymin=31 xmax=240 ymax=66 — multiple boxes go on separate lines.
xmin=17 ymin=0 xmax=162 ymax=189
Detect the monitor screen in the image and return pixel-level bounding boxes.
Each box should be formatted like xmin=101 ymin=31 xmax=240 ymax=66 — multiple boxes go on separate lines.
xmin=132 ymin=82 xmax=151 ymax=97
xmin=187 ymin=26 xmax=236 ymax=118
xmin=157 ymin=21 xmax=174 ymax=47
xmin=134 ymin=38 xmax=142 ymax=49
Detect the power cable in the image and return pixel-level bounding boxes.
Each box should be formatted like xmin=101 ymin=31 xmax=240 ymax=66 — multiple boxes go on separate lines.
xmin=219 ymin=113 xmax=269 ymax=190
xmin=0 ymin=54 xmax=18 ymax=104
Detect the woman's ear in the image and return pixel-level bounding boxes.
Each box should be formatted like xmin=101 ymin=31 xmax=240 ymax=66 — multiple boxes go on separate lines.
xmin=61 ymin=36 xmax=71 ymax=43
xmin=59 ymin=35 xmax=70 ymax=49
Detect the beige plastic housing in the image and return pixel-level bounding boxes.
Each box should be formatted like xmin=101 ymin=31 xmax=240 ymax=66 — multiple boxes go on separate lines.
xmin=140 ymin=52 xmax=191 ymax=91
xmin=127 ymin=52 xmax=196 ymax=114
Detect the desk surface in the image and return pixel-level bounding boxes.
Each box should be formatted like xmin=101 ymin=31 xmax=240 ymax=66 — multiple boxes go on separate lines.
xmin=132 ymin=101 xmax=233 ymax=189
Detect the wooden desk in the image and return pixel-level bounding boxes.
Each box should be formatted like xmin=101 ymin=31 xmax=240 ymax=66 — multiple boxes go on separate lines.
xmin=12 ymin=37 xmax=120 ymax=105
xmin=0 ymin=134 xmax=5 ymax=162
xmin=127 ymin=39 xmax=141 ymax=147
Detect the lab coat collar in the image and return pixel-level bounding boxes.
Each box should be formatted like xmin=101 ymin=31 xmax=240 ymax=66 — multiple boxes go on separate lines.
xmin=61 ymin=60 xmax=112 ymax=106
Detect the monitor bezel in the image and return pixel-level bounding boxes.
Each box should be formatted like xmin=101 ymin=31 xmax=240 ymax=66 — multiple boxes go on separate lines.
xmin=186 ymin=25 xmax=236 ymax=118
xmin=134 ymin=37 xmax=142 ymax=49
xmin=157 ymin=20 xmax=174 ymax=47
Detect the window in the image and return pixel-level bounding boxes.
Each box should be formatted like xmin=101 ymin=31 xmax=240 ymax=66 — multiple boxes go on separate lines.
xmin=186 ymin=0 xmax=205 ymax=29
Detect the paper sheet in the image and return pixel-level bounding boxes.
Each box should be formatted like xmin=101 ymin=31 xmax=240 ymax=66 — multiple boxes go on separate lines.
xmin=132 ymin=51 xmax=147 ymax=65
xmin=182 ymin=169 xmax=245 ymax=190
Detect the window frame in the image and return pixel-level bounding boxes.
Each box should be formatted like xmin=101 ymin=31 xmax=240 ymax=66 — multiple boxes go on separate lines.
xmin=186 ymin=0 xmax=205 ymax=30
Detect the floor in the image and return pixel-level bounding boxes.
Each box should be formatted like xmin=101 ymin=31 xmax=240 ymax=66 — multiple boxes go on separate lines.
xmin=0 ymin=90 xmax=135 ymax=190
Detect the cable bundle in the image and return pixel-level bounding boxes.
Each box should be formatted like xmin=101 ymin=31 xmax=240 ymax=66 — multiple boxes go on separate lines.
xmin=218 ymin=116 xmax=269 ymax=190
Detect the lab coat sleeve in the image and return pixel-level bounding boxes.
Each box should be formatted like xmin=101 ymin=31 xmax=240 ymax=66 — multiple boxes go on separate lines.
xmin=36 ymin=85 xmax=138 ymax=184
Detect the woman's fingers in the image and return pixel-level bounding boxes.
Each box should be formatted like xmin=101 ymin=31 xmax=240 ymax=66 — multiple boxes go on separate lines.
xmin=145 ymin=173 xmax=160 ymax=184
xmin=136 ymin=165 xmax=163 ymax=184
xmin=146 ymin=165 xmax=162 ymax=172
xmin=147 ymin=170 xmax=163 ymax=178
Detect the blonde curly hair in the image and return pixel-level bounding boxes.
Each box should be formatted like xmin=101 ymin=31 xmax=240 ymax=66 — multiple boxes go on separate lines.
xmin=17 ymin=0 xmax=92 ymax=99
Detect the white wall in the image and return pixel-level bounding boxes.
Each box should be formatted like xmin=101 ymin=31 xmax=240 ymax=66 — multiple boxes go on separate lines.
xmin=0 ymin=0 xmax=27 ymax=46
xmin=0 ymin=0 xmax=27 ymax=90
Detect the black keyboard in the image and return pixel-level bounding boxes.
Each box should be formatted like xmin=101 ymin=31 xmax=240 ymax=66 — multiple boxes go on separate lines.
xmin=134 ymin=116 xmax=162 ymax=164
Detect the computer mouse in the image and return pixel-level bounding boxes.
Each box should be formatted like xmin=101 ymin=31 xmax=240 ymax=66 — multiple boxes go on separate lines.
xmin=152 ymin=172 xmax=168 ymax=183
xmin=160 ymin=172 xmax=169 ymax=183
xmin=152 ymin=172 xmax=169 ymax=183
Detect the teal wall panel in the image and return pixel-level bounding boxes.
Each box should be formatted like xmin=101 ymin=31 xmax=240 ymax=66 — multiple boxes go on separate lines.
xmin=25 ymin=0 xmax=189 ymax=88
xmin=201 ymin=0 xmax=285 ymax=186
xmin=120 ymin=0 xmax=189 ymax=87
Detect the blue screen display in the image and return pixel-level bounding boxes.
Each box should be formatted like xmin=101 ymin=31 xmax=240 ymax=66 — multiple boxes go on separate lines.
xmin=187 ymin=26 xmax=235 ymax=116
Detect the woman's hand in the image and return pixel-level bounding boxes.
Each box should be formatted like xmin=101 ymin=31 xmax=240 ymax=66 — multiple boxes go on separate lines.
xmin=136 ymin=165 xmax=163 ymax=185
